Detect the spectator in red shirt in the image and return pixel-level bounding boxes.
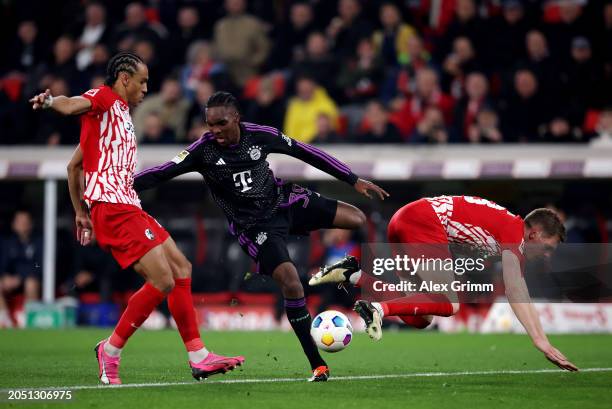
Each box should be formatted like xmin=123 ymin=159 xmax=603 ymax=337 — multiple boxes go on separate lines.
xmin=392 ymin=68 xmax=454 ymax=136
xmin=451 ymin=72 xmax=493 ymax=141
xmin=354 ymin=100 xmax=403 ymax=144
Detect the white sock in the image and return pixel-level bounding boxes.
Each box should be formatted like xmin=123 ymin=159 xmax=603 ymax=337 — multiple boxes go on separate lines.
xmin=188 ymin=347 xmax=210 ymax=363
xmin=104 ymin=341 xmax=122 ymax=357
xmin=0 ymin=310 xmax=12 ymax=327
xmin=371 ymin=302 xmax=385 ymax=318
xmin=349 ymin=270 xmax=362 ymax=285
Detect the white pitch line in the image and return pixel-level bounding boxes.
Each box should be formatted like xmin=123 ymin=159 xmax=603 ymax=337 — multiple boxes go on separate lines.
xmin=1 ymin=367 xmax=610 ymax=393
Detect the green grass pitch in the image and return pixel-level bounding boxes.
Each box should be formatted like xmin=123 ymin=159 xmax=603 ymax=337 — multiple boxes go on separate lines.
xmin=1 ymin=329 xmax=611 ymax=409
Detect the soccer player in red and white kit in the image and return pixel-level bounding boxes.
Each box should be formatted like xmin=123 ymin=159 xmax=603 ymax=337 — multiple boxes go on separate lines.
xmin=30 ymin=52 xmax=244 ymax=384
xmin=310 ymin=195 xmax=578 ymax=371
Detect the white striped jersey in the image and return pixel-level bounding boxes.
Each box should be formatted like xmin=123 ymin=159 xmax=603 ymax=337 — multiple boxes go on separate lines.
xmin=80 ymin=85 xmax=140 ymax=208
xmin=427 ymin=195 xmax=525 ymax=261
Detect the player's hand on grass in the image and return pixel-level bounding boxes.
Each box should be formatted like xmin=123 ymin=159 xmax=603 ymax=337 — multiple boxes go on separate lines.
xmin=354 ymin=178 xmax=389 ymax=200
xmin=29 ymin=89 xmax=52 ymax=110
xmin=535 ymin=340 xmax=579 ymax=372
xmin=76 ymin=213 xmax=94 ymax=246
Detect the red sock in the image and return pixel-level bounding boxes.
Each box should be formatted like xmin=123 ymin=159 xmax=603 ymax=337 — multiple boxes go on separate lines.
xmin=109 ymin=283 xmax=166 ymax=348
xmin=168 ymin=278 xmax=203 ymax=351
xmin=380 ymin=294 xmax=454 ymax=317
xmin=398 ymin=315 xmax=432 ymax=329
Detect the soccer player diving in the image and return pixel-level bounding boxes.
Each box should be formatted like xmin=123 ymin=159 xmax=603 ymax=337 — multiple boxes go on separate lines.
xmin=310 ymin=195 xmax=578 ymax=372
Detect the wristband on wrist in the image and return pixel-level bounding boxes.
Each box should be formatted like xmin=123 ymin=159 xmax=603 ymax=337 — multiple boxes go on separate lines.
xmin=42 ymin=94 xmax=53 ymax=109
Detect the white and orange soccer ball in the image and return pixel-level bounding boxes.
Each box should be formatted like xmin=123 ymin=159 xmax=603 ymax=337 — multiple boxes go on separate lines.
xmin=310 ymin=310 xmax=353 ymax=352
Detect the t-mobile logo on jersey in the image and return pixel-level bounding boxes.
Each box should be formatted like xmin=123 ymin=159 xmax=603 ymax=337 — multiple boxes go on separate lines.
xmin=233 ymin=170 xmax=253 ymax=192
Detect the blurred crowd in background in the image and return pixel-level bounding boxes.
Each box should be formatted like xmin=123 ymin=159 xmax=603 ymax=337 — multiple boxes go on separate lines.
xmin=1 ymin=0 xmax=611 ymax=146
xmin=1 ymin=0 xmax=612 ymax=326
xmin=1 ymin=177 xmax=610 ymax=327
xmin=0 ymin=201 xmax=367 ymax=326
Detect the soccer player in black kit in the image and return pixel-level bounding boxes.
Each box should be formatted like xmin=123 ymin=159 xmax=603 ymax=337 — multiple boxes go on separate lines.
xmin=134 ymin=92 xmax=388 ymax=381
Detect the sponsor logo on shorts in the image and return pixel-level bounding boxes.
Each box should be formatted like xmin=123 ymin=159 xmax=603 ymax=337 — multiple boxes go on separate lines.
xmin=145 ymin=228 xmax=155 ymax=240
xmin=256 ymin=232 xmax=268 ymax=245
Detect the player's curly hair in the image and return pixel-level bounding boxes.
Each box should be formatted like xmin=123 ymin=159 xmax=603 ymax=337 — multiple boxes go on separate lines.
xmin=104 ymin=52 xmax=144 ymax=86
xmin=524 ymin=208 xmax=567 ymax=242
xmin=205 ymin=91 xmax=240 ymax=113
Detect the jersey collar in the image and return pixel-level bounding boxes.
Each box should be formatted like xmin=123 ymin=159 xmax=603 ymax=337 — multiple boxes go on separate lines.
xmin=105 ymin=85 xmax=128 ymax=106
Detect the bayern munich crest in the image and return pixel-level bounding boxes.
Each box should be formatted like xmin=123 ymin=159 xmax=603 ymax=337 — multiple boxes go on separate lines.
xmin=248 ymin=146 xmax=262 ymax=160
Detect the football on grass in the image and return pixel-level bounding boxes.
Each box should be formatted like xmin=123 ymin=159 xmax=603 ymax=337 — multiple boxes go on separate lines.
xmin=310 ymin=310 xmax=353 ymax=352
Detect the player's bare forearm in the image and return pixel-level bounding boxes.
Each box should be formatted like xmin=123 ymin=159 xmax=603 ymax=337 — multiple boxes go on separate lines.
xmin=67 ymin=146 xmax=87 ymax=216
xmin=67 ymin=146 xmax=94 ymax=245
xmin=502 ymin=251 xmax=546 ymax=342
xmin=30 ymin=89 xmax=91 ymax=115
xmin=502 ymin=251 xmax=578 ymax=371
xmin=507 ymin=296 xmax=547 ymax=344
xmin=51 ymin=96 xmax=92 ymax=115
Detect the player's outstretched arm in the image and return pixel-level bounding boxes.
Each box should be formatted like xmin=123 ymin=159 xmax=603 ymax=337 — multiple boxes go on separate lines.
xmin=502 ymin=251 xmax=578 ymax=371
xmin=269 ymin=134 xmax=388 ymax=199
xmin=30 ymin=88 xmax=92 ymax=116
xmin=67 ymin=146 xmax=94 ymax=246
xmin=133 ymin=146 xmax=201 ymax=192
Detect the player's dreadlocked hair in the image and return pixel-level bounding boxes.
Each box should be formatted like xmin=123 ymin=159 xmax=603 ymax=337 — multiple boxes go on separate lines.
xmin=104 ymin=52 xmax=144 ymax=86
xmin=205 ymin=91 xmax=240 ymax=113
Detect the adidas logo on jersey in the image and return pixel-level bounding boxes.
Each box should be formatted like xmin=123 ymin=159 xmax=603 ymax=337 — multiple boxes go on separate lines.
xmin=216 ymin=158 xmax=226 ymax=165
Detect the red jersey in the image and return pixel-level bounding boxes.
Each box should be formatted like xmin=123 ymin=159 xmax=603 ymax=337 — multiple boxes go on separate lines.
xmin=426 ymin=195 xmax=525 ymax=262
xmin=80 ymin=85 xmax=140 ymax=208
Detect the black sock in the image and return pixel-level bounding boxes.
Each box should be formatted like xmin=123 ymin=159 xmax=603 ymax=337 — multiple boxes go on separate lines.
xmin=285 ymin=298 xmax=326 ymax=370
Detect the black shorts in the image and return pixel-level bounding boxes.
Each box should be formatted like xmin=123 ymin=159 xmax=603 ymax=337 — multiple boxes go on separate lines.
xmin=233 ymin=184 xmax=338 ymax=275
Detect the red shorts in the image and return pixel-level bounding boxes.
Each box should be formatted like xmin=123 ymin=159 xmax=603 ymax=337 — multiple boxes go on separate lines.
xmin=91 ymin=202 xmax=169 ymax=269
xmin=387 ymin=198 xmax=451 ymax=259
